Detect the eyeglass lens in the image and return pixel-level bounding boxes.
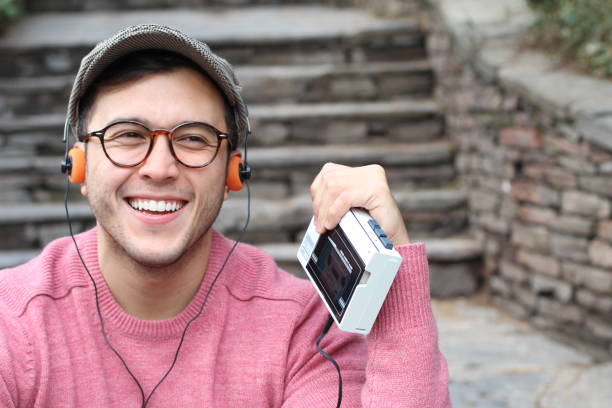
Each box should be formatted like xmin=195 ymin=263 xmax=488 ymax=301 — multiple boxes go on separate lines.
xmin=102 ymin=122 xmax=221 ymax=167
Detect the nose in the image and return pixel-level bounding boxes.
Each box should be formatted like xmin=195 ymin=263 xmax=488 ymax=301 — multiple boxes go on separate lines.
xmin=137 ymin=132 xmax=180 ymax=181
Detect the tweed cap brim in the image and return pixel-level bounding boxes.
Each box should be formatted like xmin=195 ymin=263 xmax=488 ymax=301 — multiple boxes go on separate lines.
xmin=67 ymin=24 xmax=248 ymax=149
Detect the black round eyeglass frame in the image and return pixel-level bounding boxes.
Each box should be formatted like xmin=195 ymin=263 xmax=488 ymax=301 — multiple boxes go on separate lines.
xmin=83 ymin=119 xmax=230 ymax=169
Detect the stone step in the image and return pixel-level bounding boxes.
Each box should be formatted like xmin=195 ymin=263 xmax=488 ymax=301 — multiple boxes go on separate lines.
xmin=260 ymin=235 xmax=482 ymax=267
xmin=0 ymin=187 xmax=467 ymax=249
xmin=0 ymin=140 xmax=454 ymax=171
xmin=0 ymin=234 xmax=483 ymax=298
xmin=246 ymin=235 xmax=483 ymax=297
xmin=0 ymin=6 xmax=422 ymax=77
xmin=0 ymin=98 xmax=442 ymax=159
xmin=0 ymin=250 xmax=41 ymax=269
xmin=0 ymin=139 xmax=456 ymax=203
xmin=0 ymin=60 xmax=433 ymax=116
xmin=0 ymin=75 xmax=74 ymax=117
xmin=219 ymin=189 xmax=468 ymax=240
xmin=25 ymin=0 xmax=340 ymax=12
xmin=240 ymin=60 xmax=434 ymax=104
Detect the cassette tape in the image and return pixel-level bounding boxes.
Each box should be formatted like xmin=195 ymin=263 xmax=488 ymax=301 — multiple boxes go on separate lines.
xmin=297 ymin=209 xmax=402 ymax=334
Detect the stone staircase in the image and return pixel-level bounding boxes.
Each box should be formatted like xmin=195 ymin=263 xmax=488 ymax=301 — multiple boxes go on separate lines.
xmin=0 ymin=2 xmax=482 ymax=296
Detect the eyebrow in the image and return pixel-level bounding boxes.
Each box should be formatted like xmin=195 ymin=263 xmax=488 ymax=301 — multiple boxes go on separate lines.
xmin=103 ymin=117 xmax=149 ymax=128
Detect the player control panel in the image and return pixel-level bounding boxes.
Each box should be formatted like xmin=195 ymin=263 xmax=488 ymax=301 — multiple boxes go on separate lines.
xmin=367 ymin=219 xmax=393 ymax=249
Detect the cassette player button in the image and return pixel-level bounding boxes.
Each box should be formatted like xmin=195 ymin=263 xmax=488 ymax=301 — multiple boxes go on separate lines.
xmin=368 ymin=219 xmax=393 ymax=249
xmin=368 ymin=219 xmax=380 ymax=232
xmin=380 ymin=236 xmax=393 ymax=249
xmin=368 ymin=220 xmax=385 ymax=235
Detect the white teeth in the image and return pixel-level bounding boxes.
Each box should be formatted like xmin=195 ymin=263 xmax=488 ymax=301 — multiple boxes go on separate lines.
xmin=129 ymin=199 xmax=184 ymax=213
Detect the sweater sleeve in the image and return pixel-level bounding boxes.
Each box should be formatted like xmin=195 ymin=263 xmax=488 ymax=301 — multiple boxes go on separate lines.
xmin=282 ymin=289 xmax=368 ymax=407
xmin=362 ymin=243 xmax=451 ymax=407
xmin=0 ymin=303 xmax=36 ymax=408
xmin=281 ymin=243 xmax=450 ymax=407
xmin=0 ymin=355 xmax=16 ymax=408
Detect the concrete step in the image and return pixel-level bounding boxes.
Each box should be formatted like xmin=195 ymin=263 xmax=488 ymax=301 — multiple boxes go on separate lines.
xmin=0 ymin=139 xmax=457 ymax=204
xmin=0 ymin=60 xmax=433 ymax=116
xmin=240 ymin=60 xmax=434 ymax=104
xmin=259 ymin=235 xmax=483 ymax=297
xmin=260 ymin=235 xmax=482 ymax=268
xmin=0 ymin=250 xmax=41 ymax=269
xmin=0 ymin=234 xmax=483 ymax=298
xmin=0 ymin=140 xmax=455 ymax=172
xmin=249 ymin=99 xmax=441 ymax=146
xmin=0 ymin=98 xmax=442 ymax=159
xmin=0 ymin=202 xmax=95 ymax=250
xmin=0 ymin=6 xmax=422 ymax=77
xmin=25 ymin=0 xmax=341 ymax=12
xmin=219 ymin=189 xmax=467 ymax=241
xmin=0 ymin=188 xmax=467 ymax=249
xmin=0 ymin=75 xmax=74 ymax=116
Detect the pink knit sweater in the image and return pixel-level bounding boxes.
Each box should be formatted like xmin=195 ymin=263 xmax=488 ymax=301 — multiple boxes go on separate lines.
xmin=0 ymin=228 xmax=450 ymax=407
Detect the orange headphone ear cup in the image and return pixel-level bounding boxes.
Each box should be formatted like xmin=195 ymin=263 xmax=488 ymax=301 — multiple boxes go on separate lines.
xmin=226 ymin=155 xmax=244 ymax=191
xmin=68 ymin=147 xmax=86 ymax=184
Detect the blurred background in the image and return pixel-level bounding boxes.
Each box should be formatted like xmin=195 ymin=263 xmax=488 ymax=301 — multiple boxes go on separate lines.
xmin=0 ymin=0 xmax=610 ymax=406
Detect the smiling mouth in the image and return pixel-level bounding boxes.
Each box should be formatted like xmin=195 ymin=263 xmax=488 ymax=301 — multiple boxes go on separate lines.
xmin=128 ymin=198 xmax=186 ymax=214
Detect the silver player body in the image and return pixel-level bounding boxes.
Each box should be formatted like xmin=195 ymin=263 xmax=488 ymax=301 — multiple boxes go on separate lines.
xmin=297 ymin=209 xmax=403 ymax=334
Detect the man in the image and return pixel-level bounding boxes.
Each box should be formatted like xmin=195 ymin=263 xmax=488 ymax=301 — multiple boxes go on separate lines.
xmin=0 ymin=25 xmax=450 ymax=407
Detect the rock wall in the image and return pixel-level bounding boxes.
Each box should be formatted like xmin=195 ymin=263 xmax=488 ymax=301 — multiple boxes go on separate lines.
xmin=426 ymin=0 xmax=612 ymax=352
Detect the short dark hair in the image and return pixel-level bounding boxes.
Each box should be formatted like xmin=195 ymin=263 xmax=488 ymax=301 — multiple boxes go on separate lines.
xmin=77 ymin=50 xmax=238 ymax=149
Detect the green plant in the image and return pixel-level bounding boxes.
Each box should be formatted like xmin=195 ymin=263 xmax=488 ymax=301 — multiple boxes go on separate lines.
xmin=0 ymin=0 xmax=23 ymax=23
xmin=527 ymin=0 xmax=612 ymax=78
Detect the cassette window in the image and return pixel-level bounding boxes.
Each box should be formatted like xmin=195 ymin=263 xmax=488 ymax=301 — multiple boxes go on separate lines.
xmin=305 ymin=226 xmax=366 ymax=321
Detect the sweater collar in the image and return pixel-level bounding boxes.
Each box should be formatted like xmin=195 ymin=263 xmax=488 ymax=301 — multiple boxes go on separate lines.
xmin=73 ymin=227 xmax=238 ymax=339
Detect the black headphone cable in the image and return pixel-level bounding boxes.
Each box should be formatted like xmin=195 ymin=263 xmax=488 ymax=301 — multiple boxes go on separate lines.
xmin=316 ymin=315 xmax=343 ymax=408
xmin=64 ymin=177 xmax=251 ymax=408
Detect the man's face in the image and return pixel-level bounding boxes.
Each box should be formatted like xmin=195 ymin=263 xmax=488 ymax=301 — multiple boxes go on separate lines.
xmin=81 ymin=68 xmax=231 ymax=267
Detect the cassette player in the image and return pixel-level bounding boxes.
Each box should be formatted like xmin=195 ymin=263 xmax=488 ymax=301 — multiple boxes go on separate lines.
xmin=297 ymin=209 xmax=402 ymax=334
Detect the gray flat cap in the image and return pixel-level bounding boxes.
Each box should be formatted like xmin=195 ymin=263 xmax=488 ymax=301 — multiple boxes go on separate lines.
xmin=67 ymin=24 xmax=248 ymax=149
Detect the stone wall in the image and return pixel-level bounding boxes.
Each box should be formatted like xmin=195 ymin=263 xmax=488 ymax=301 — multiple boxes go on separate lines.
xmin=426 ymin=0 xmax=612 ymax=353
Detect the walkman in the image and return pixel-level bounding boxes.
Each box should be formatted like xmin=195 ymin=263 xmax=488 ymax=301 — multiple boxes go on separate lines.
xmin=297 ymin=209 xmax=402 ymax=334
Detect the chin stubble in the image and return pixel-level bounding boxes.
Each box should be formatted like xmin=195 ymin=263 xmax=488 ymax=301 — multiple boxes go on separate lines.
xmin=93 ymin=189 xmax=224 ymax=272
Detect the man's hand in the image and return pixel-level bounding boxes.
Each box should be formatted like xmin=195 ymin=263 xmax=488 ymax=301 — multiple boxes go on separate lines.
xmin=310 ymin=163 xmax=410 ymax=246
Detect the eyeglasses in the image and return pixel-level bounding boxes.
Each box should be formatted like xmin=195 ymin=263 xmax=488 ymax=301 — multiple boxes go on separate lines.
xmin=85 ymin=120 xmax=229 ymax=168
